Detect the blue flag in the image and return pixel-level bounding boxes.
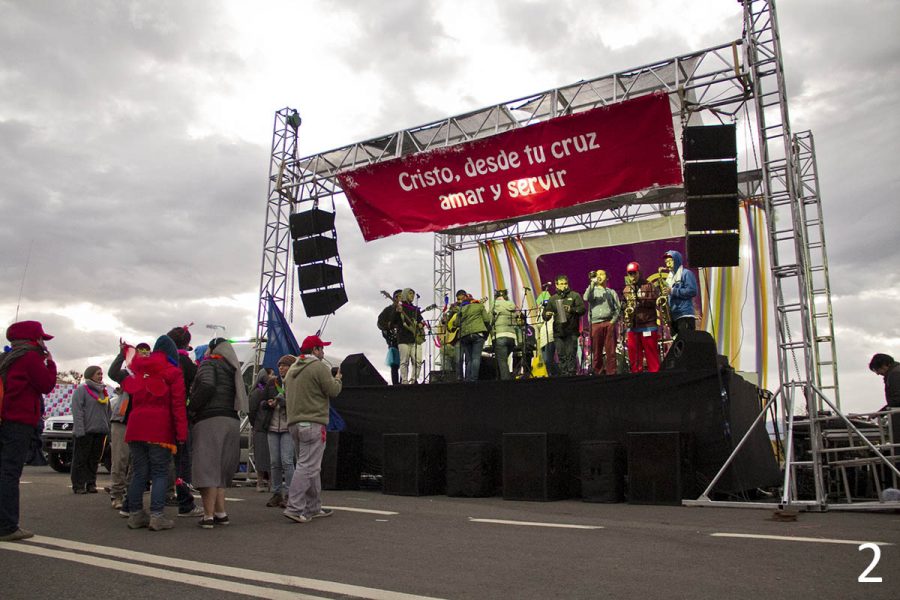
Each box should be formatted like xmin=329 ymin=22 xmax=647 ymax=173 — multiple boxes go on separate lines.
xmin=263 ymin=295 xmax=345 ymax=431
xmin=263 ymin=296 xmax=301 ymax=369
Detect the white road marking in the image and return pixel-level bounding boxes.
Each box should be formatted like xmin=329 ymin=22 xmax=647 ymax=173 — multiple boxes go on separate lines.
xmin=468 ymin=517 xmax=603 ymax=530
xmin=20 ymin=535 xmax=445 ymax=600
xmin=711 ymin=533 xmax=894 ymax=546
xmin=0 ymin=542 xmax=322 ymax=599
xmin=325 ymin=505 xmax=399 ymax=516
xmin=191 ymin=493 xmax=243 ymax=502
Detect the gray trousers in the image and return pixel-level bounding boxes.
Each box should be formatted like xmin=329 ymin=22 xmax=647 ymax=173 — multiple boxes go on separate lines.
xmin=109 ymin=422 xmax=131 ymax=501
xmin=284 ymin=423 xmax=325 ymax=518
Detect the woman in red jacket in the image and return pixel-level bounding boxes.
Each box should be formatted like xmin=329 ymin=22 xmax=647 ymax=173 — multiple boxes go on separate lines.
xmin=0 ymin=321 xmax=57 ymax=542
xmin=123 ymin=335 xmax=187 ymax=531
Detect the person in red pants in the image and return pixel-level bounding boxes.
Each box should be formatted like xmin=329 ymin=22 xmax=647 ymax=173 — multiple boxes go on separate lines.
xmin=622 ymin=262 xmax=661 ymax=373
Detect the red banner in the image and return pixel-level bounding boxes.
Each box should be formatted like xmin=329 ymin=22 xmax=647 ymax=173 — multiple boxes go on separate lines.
xmin=338 ymin=92 xmax=682 ymax=241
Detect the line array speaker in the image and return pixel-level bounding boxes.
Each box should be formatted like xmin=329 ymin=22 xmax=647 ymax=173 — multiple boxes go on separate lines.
xmin=300 ymin=287 xmax=348 ymax=317
xmin=292 ymin=236 xmax=339 ymax=265
xmin=684 ymin=195 xmax=739 ymax=231
xmin=683 ymin=124 xmax=737 ymax=161
xmin=684 ymin=161 xmax=737 ymax=197
xmin=289 ymin=209 xmax=336 ymax=239
xmin=686 ymin=233 xmax=739 ymax=268
xmin=297 ymin=263 xmax=344 ymax=290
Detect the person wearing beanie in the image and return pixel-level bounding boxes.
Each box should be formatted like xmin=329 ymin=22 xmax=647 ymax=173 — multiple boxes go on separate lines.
xmin=122 ymin=335 xmax=188 ymax=532
xmin=376 ymin=289 xmax=403 ymax=385
xmin=189 ymin=338 xmax=246 ymax=528
xmin=69 ymin=366 xmax=111 ymax=494
xmin=0 ymin=320 xmax=56 ymax=542
xmin=166 ymin=325 xmax=200 ymax=518
xmin=261 ymin=355 xmax=296 ymax=508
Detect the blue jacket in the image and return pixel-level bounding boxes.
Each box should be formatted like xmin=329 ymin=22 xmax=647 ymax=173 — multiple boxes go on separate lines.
xmin=665 ymin=250 xmax=698 ymax=320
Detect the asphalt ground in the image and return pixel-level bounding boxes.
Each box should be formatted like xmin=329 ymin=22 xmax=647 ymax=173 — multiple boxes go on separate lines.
xmin=2 ymin=465 xmax=898 ymax=599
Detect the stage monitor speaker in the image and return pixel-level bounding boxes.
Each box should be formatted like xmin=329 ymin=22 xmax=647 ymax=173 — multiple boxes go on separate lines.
xmin=289 ymin=209 xmax=336 ymax=239
xmin=580 ymin=441 xmax=625 ymax=503
xmin=429 ymin=370 xmax=458 ymax=383
xmin=626 ymin=431 xmax=696 ymax=505
xmin=293 ymin=236 xmax=339 ymax=264
xmin=300 ymin=287 xmax=348 ymax=317
xmin=340 ymin=353 xmax=387 ymax=386
xmin=684 ymin=161 xmax=737 ymax=197
xmin=477 ymin=356 xmax=498 ymax=381
xmin=683 ymin=124 xmax=737 ymax=161
xmin=446 ymin=442 xmax=499 ymax=497
xmin=686 ymin=232 xmax=739 ymax=267
xmin=663 ymin=330 xmax=718 ymax=371
xmin=382 ymin=433 xmax=446 ymax=496
xmin=685 ymin=195 xmax=739 ymax=231
xmin=321 ymin=431 xmax=362 ymax=490
xmin=297 ymin=263 xmax=344 ymax=291
xmin=502 ymin=433 xmax=569 ymax=501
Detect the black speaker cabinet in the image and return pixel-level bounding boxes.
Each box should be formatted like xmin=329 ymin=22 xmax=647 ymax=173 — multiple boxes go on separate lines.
xmin=685 ymin=195 xmax=739 ymax=231
xmin=293 ymin=236 xmax=339 ymax=264
xmin=683 ymin=124 xmax=737 ymax=161
xmin=382 ymin=434 xmax=445 ymax=496
xmin=340 ymin=353 xmax=387 ymax=386
xmin=580 ymin=441 xmax=625 ymax=503
xmin=300 ymin=287 xmax=348 ymax=317
xmin=663 ymin=330 xmax=719 ymax=370
xmin=478 ymin=355 xmax=498 ymax=380
xmin=684 ymin=161 xmax=737 ymax=197
xmin=297 ymin=263 xmax=344 ymax=291
xmin=321 ymin=431 xmax=362 ymax=490
xmin=626 ymin=432 xmax=696 ymax=505
xmin=502 ymin=433 xmax=569 ymax=501
xmin=446 ymin=442 xmax=499 ymax=497
xmin=686 ymin=232 xmax=739 ymax=267
xmin=289 ymin=209 xmax=336 ymax=239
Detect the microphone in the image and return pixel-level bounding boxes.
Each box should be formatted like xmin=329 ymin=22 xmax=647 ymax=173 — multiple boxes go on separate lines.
xmin=523 ymin=286 xmax=531 ymax=291
xmin=541 ymin=281 xmax=553 ymax=290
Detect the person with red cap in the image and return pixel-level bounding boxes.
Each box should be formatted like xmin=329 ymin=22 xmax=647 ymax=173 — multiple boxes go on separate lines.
xmin=0 ymin=321 xmax=57 ymax=541
xmin=622 ymin=262 xmax=661 ymax=373
xmin=282 ymin=334 xmax=342 ymax=523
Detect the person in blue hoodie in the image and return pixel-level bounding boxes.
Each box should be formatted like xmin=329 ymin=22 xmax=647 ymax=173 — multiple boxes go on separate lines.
xmin=663 ymin=250 xmax=699 ymax=337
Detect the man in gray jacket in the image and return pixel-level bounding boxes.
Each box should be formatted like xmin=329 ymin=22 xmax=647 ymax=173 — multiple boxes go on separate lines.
xmin=282 ymin=335 xmax=342 ymax=523
xmin=583 ymin=269 xmax=621 ymax=375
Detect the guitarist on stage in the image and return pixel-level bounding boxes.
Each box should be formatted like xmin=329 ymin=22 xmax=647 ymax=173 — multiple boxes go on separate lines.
xmin=446 ymin=289 xmax=491 ymax=382
xmin=377 ymin=289 xmax=402 ymax=385
xmin=390 ymin=288 xmax=426 ymax=384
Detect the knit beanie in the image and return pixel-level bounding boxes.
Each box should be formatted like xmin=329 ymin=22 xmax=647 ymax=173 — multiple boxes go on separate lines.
xmin=277 ymin=354 xmax=297 ymax=367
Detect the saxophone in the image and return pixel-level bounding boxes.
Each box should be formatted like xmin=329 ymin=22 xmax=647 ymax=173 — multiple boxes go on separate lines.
xmin=656 ymin=267 xmax=672 ymax=327
xmin=623 ymin=276 xmax=637 ymax=329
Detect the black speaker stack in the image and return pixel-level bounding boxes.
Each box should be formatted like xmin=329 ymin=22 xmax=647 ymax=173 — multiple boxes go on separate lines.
xmin=289 ymin=207 xmax=348 ymax=316
xmin=321 ymin=431 xmax=363 ymax=490
xmin=502 ymin=433 xmax=569 ymax=501
xmin=682 ymin=124 xmax=739 ymax=267
xmin=626 ymin=431 xmax=696 ymax=505
xmin=382 ymin=433 xmax=446 ymax=496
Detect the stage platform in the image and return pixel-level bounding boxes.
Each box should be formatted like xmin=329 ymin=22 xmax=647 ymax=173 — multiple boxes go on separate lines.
xmin=332 ymin=366 xmax=780 ymax=498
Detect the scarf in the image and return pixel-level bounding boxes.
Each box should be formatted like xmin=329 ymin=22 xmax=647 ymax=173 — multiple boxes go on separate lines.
xmin=0 ymin=340 xmax=41 ymax=382
xmin=85 ymin=379 xmax=109 ymax=404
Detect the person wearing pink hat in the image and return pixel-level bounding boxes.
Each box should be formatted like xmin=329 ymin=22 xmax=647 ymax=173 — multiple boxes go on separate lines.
xmin=282 ymin=334 xmax=342 ymax=523
xmin=0 ymin=321 xmax=57 ymax=541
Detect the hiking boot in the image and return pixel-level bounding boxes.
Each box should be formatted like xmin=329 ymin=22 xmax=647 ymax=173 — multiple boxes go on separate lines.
xmin=198 ymin=517 xmax=215 ymax=529
xmin=149 ymin=514 xmax=174 ymax=531
xmin=127 ymin=511 xmax=150 ymax=529
xmin=283 ymin=511 xmax=310 ymax=524
xmin=311 ymin=508 xmax=333 ymax=519
xmin=177 ymin=505 xmax=204 ymax=518
xmin=266 ymin=493 xmax=283 ymax=508
xmin=0 ymin=528 xmax=34 ymax=542
xmin=213 ymin=514 xmax=230 ymax=526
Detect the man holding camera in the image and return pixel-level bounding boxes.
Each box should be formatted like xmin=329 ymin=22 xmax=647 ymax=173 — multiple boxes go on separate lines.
xmin=542 ymin=275 xmax=586 ymax=376
xmin=583 ymin=269 xmax=621 ymax=375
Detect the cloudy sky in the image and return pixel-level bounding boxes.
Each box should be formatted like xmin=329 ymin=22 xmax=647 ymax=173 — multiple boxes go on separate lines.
xmin=1 ymin=1 xmax=897 ymax=415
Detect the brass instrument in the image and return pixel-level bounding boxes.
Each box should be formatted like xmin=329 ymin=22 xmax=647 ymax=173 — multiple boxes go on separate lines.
xmin=655 ymin=267 xmax=672 ymax=327
xmin=623 ymin=274 xmax=637 ymax=329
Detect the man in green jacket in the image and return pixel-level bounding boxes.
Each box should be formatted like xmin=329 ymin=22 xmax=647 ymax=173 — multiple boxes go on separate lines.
xmin=282 ymin=335 xmax=342 ymax=524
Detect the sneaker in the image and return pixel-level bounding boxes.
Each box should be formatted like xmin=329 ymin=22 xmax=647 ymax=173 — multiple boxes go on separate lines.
xmin=256 ymin=482 xmax=269 ymax=493
xmin=311 ymin=508 xmax=333 ymax=519
xmin=149 ymin=514 xmax=174 ymax=531
xmin=164 ymin=496 xmax=179 ymax=507
xmin=283 ymin=511 xmax=310 ymax=524
xmin=118 ymin=509 xmax=130 ymax=518
xmin=213 ymin=514 xmax=230 ymax=526
xmin=111 ymin=498 xmax=123 ymax=510
xmin=177 ymin=505 xmax=204 ymax=518
xmin=198 ymin=518 xmax=215 ymax=529
xmin=0 ymin=528 xmax=34 ymax=542
xmin=87 ymin=484 xmax=98 ymax=494
xmin=73 ymin=488 xmax=88 ymax=495
xmin=266 ymin=493 xmax=283 ymax=508
xmin=127 ymin=511 xmax=150 ymax=529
